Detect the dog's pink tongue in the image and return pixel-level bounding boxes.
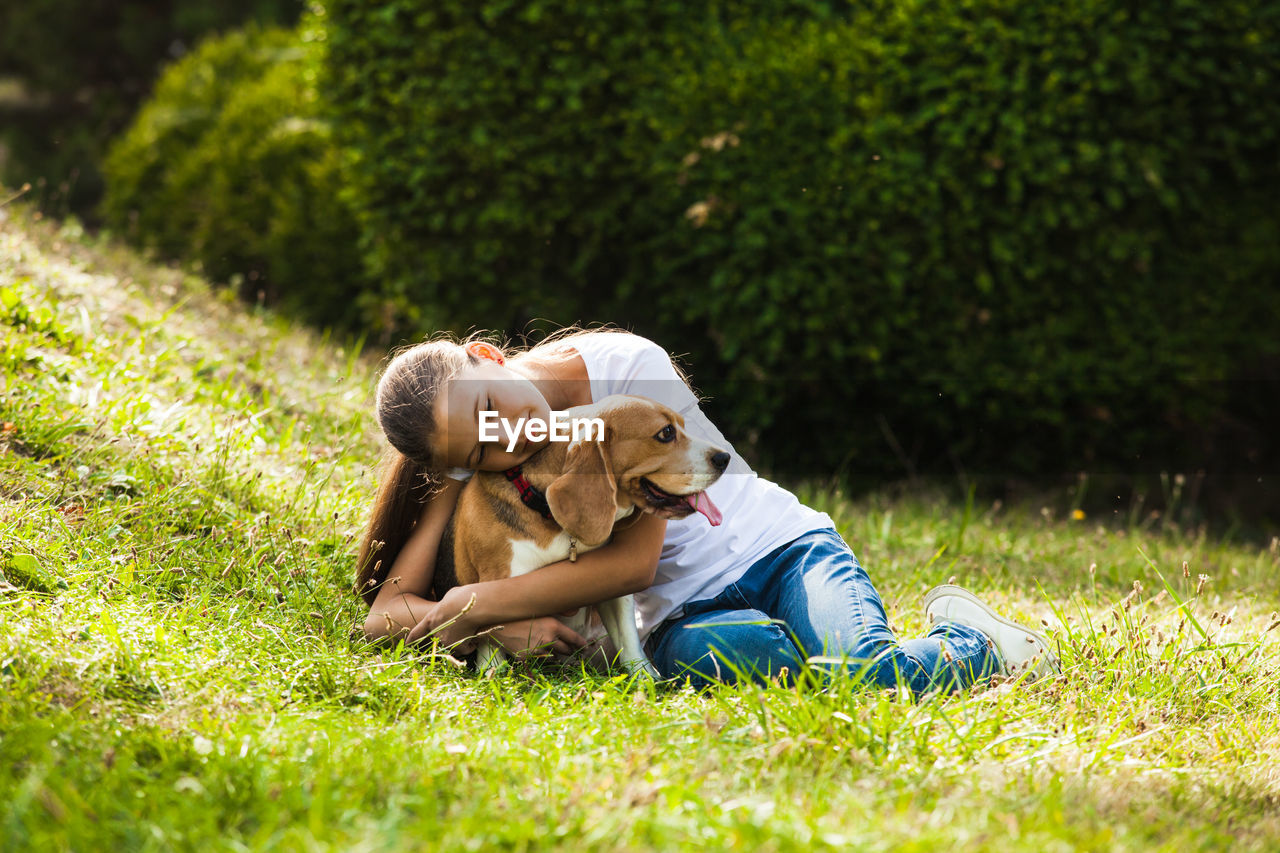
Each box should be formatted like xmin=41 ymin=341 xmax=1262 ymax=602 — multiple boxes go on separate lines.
xmin=684 ymin=491 xmax=723 ymax=526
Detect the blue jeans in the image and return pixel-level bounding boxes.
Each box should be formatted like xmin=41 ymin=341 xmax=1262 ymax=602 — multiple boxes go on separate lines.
xmin=646 ymin=528 xmax=1001 ymax=693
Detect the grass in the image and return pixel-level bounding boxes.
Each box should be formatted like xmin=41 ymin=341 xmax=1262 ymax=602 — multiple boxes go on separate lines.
xmin=2 ymin=201 xmax=1279 ymax=851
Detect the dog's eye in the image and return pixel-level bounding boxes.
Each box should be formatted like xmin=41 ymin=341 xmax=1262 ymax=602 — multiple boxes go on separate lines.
xmin=655 ymin=425 xmax=676 ymax=443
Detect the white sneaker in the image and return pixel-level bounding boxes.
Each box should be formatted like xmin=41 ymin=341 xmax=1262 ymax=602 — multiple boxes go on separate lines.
xmin=923 ymin=585 xmax=1060 ymax=681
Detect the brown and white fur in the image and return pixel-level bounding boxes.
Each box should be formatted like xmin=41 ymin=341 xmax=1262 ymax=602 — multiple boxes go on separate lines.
xmin=432 ymin=394 xmax=729 ymax=677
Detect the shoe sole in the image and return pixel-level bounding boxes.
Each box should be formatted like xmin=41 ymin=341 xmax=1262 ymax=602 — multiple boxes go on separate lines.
xmin=923 ymin=584 xmax=1061 ymax=677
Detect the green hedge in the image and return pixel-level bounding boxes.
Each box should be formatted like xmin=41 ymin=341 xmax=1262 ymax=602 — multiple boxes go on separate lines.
xmin=642 ymin=0 xmax=1280 ymax=475
xmin=321 ymin=0 xmax=845 ymax=333
xmin=322 ymin=0 xmax=1280 ymax=480
xmin=0 ymin=1 xmax=302 ymax=214
xmin=101 ymin=23 xmax=363 ymax=327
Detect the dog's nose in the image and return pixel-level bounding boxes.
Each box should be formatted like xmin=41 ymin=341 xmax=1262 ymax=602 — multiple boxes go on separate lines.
xmin=710 ymin=451 xmax=730 ymax=472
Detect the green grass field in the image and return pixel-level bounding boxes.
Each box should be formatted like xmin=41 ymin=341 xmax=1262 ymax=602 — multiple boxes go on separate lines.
xmin=2 ymin=203 xmax=1278 ymax=851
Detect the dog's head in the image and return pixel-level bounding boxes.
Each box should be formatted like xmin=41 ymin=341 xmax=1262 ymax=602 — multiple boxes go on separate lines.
xmin=546 ymin=395 xmax=729 ymax=547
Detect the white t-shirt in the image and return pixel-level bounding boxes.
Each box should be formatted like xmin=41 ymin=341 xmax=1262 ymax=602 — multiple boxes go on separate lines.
xmin=450 ymin=331 xmax=834 ymax=637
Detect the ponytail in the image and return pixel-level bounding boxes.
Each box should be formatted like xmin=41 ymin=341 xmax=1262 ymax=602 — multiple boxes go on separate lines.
xmin=356 ymin=334 xmax=476 ymax=604
xmin=355 ymin=449 xmax=440 ymax=605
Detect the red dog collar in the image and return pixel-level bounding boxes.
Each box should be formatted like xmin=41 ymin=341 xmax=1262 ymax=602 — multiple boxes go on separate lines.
xmin=504 ymin=465 xmax=555 ymax=521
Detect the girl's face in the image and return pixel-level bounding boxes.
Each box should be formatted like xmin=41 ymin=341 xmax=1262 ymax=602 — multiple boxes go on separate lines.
xmin=432 ymin=348 xmax=552 ymax=472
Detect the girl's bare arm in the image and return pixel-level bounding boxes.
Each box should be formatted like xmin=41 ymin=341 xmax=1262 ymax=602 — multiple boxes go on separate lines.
xmin=406 ymin=512 xmax=668 ymax=647
xmin=361 ymin=477 xmax=601 ymax=655
xmin=361 ymin=477 xmax=462 ymax=642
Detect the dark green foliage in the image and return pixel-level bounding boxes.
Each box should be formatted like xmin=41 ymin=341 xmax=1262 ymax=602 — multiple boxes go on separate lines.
xmin=647 ymin=0 xmax=1280 ymax=477
xmin=324 ymin=0 xmax=1280 ymax=481
xmin=321 ymin=0 xmax=844 ymax=332
xmin=101 ymin=25 xmax=364 ymax=327
xmin=0 ymin=0 xmax=303 ymax=215
xmin=102 ymin=27 xmax=296 ymax=259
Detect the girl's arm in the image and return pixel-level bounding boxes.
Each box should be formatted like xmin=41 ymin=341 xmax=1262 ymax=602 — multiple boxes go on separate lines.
xmin=406 ymin=512 xmax=668 ymax=647
xmin=362 ymin=476 xmax=462 ymax=642
xmin=362 ymin=477 xmax=596 ymax=656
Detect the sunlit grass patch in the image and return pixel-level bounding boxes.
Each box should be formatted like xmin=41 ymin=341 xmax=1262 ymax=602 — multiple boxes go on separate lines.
xmin=2 ymin=203 xmax=1279 ymax=850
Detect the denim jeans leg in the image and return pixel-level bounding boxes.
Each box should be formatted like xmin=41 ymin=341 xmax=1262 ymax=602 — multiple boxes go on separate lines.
xmin=648 ymin=606 xmax=805 ymax=690
xmin=743 ymin=529 xmax=1002 ymax=693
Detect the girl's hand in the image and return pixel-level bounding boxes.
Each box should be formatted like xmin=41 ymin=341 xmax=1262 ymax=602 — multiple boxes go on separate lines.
xmin=490 ymin=617 xmax=589 ymax=659
xmin=403 ymin=587 xmax=588 ymax=658
xmin=405 ymin=585 xmax=483 ymax=652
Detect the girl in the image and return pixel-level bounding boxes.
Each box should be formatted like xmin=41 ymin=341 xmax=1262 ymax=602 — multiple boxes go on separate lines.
xmin=357 ymin=327 xmax=1058 ymax=690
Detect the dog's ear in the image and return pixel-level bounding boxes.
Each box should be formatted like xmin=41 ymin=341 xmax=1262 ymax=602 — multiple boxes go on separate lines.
xmin=546 ymin=438 xmax=617 ymax=547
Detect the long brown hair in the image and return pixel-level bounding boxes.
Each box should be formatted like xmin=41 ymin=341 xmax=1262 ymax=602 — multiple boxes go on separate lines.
xmin=355 ymin=333 xmax=480 ymax=603
xmin=354 ymin=324 xmax=691 ymax=604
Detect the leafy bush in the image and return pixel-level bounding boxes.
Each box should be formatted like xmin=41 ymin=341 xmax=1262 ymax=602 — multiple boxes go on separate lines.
xmin=323 ymin=0 xmax=1279 ymax=480
xmin=321 ymin=0 xmax=844 ymax=333
xmin=645 ymin=1 xmax=1280 ymax=476
xmin=0 ymin=0 xmax=302 ymax=214
xmin=102 ymin=24 xmax=363 ymax=327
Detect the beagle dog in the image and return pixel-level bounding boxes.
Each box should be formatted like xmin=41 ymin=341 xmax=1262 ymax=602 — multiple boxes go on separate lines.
xmin=432 ymin=394 xmax=730 ymax=676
